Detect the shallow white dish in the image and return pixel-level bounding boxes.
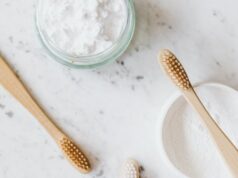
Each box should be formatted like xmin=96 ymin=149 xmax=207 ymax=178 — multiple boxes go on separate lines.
xmin=157 ymin=83 xmax=238 ymax=178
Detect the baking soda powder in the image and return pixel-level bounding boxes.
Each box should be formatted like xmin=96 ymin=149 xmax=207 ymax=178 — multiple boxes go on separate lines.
xmin=39 ymin=0 xmax=127 ymax=56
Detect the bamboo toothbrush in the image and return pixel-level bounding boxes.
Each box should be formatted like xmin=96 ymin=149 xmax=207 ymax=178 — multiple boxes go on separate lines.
xmin=0 ymin=55 xmax=91 ymax=173
xmin=159 ymin=49 xmax=238 ymax=177
xmin=122 ymin=159 xmax=140 ymax=178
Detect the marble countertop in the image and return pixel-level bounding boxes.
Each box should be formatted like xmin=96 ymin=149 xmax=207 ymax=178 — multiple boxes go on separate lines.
xmin=0 ymin=0 xmax=238 ymax=177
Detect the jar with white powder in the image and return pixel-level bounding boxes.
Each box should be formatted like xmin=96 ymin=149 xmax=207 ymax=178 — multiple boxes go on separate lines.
xmin=36 ymin=0 xmax=135 ymax=68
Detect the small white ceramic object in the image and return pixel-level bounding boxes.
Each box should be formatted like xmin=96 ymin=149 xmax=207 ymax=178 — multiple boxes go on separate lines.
xmin=157 ymin=83 xmax=238 ymax=178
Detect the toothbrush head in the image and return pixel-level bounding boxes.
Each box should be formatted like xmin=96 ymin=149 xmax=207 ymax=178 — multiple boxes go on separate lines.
xmin=123 ymin=159 xmax=140 ymax=178
xmin=159 ymin=49 xmax=191 ymax=90
xmin=59 ymin=137 xmax=91 ymax=173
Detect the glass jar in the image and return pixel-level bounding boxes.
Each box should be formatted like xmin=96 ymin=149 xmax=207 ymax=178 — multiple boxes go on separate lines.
xmin=35 ymin=0 xmax=136 ymax=69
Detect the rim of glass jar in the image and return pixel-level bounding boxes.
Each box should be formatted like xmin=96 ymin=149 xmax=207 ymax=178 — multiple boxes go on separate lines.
xmin=35 ymin=0 xmax=136 ymax=69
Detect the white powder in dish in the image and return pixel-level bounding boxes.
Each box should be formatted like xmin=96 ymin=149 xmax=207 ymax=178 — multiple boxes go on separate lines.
xmin=39 ymin=0 xmax=127 ymax=56
xmin=163 ymin=84 xmax=238 ymax=178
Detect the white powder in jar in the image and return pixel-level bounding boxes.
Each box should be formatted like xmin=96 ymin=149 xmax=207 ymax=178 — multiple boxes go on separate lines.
xmin=39 ymin=0 xmax=127 ymax=56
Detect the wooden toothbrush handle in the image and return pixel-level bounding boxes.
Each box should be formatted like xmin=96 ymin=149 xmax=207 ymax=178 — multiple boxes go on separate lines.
xmin=184 ymin=88 xmax=238 ymax=177
xmin=0 ymin=56 xmax=64 ymax=140
xmin=0 ymin=56 xmax=91 ymax=173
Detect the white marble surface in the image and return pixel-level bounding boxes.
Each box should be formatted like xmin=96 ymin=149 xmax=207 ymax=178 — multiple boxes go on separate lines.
xmin=0 ymin=0 xmax=238 ymax=178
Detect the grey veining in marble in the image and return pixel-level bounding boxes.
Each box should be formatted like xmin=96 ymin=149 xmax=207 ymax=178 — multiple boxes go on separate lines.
xmin=0 ymin=0 xmax=238 ymax=177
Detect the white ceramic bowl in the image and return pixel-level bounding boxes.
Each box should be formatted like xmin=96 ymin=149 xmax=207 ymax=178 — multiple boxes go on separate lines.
xmin=157 ymin=83 xmax=238 ymax=178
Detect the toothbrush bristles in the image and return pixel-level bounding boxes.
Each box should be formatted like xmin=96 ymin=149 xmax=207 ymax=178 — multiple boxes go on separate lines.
xmin=159 ymin=49 xmax=191 ymax=90
xmin=59 ymin=137 xmax=91 ymax=173
xmin=123 ymin=159 xmax=140 ymax=178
